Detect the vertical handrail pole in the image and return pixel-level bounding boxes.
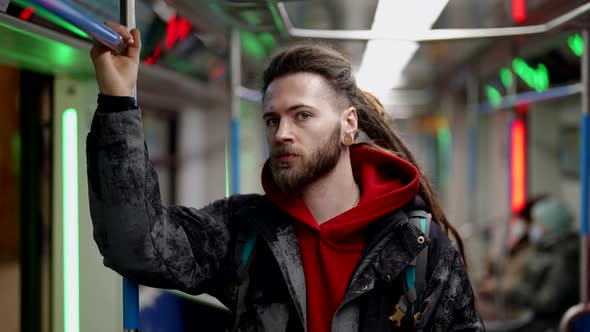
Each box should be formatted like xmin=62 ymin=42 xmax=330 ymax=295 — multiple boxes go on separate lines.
xmin=581 ymin=29 xmax=590 ymax=309
xmin=230 ymin=29 xmax=241 ymax=194
xmin=120 ymin=0 xmax=139 ymax=331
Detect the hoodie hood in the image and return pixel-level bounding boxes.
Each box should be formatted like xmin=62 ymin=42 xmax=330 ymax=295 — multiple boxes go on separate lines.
xmin=261 ymin=144 xmax=420 ymax=241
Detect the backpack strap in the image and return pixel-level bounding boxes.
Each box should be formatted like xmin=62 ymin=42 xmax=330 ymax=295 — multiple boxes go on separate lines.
xmin=241 ymin=230 xmax=258 ymax=267
xmin=389 ymin=210 xmax=431 ymax=329
xmin=407 ymin=210 xmax=430 ymax=303
xmin=232 ymin=229 xmax=258 ymax=330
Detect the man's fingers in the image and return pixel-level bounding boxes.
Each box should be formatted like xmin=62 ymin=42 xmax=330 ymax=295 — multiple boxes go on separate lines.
xmin=90 ymin=41 xmax=110 ymax=60
xmin=126 ymin=29 xmax=142 ymax=60
xmin=104 ymin=21 xmax=134 ymax=45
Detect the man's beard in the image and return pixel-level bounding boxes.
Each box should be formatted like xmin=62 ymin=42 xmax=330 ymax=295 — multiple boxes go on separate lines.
xmin=269 ymin=125 xmax=342 ymax=195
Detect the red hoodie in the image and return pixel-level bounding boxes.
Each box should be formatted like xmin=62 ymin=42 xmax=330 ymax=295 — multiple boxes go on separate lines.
xmin=262 ymin=145 xmax=420 ymax=332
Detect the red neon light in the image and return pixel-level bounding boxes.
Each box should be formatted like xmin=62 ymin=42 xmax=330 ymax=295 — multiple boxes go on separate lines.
xmin=177 ymin=18 xmax=191 ymax=40
xmin=209 ymin=65 xmax=225 ymax=80
xmin=145 ymin=43 xmax=162 ymax=65
xmin=147 ymin=14 xmax=192 ymax=64
xmin=512 ymin=0 xmax=527 ymax=23
xmin=165 ymin=14 xmax=177 ymax=50
xmin=510 ymin=118 xmax=527 ymax=212
xmin=515 ymin=103 xmax=529 ymax=116
xmin=20 ymin=6 xmax=35 ymax=21
xmin=165 ymin=14 xmax=192 ymax=50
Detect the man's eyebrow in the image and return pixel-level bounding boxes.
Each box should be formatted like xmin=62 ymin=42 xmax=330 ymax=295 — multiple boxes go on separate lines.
xmin=262 ymin=104 xmax=316 ymax=119
xmin=263 ymin=112 xmax=276 ymax=120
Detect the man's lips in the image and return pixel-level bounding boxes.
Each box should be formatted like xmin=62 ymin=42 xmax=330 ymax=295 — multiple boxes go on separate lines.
xmin=276 ymin=154 xmax=298 ymax=162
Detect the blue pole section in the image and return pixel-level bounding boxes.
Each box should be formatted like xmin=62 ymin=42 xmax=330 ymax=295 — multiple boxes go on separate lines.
xmin=580 ymin=113 xmax=589 ymax=324
xmin=230 ymin=29 xmax=241 ymax=194
xmin=580 ymin=113 xmax=590 ymax=332
xmin=582 ymin=113 xmax=589 ymax=239
xmin=27 ymin=0 xmax=127 ymax=53
xmin=582 ymin=30 xmax=590 ymax=310
xmin=123 ymin=278 xmax=139 ymax=330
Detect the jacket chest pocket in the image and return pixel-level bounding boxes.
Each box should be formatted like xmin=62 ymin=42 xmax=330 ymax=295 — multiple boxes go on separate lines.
xmin=241 ymin=244 xmax=297 ymax=332
xmin=358 ymin=277 xmax=412 ymax=331
xmin=245 ymin=285 xmax=293 ymax=332
xmin=252 ymin=302 xmax=290 ymax=332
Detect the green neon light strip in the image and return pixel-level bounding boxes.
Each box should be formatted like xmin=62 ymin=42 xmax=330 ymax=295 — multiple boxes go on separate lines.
xmin=258 ymin=32 xmax=277 ymax=50
xmin=13 ymin=0 xmax=89 ymax=39
xmin=499 ymin=67 xmax=513 ymax=89
xmin=241 ymin=31 xmax=266 ymax=59
xmin=512 ymin=58 xmax=549 ymax=93
xmin=437 ymin=125 xmax=452 ymax=191
xmin=0 ymin=20 xmax=65 ymax=44
xmin=485 ymin=85 xmax=503 ymax=108
xmin=62 ymin=109 xmax=79 ymax=332
xmin=568 ymin=33 xmax=584 ymax=57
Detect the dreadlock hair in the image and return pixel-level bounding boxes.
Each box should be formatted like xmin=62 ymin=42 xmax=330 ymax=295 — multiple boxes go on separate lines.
xmin=262 ymin=43 xmax=466 ymax=263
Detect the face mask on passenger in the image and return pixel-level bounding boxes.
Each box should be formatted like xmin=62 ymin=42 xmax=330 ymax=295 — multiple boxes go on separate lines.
xmin=529 ymin=223 xmax=546 ymax=243
xmin=510 ymin=218 xmax=527 ymax=240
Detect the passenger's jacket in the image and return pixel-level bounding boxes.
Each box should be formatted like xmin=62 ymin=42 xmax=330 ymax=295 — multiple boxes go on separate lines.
xmin=86 ymin=97 xmax=484 ymax=331
xmin=507 ymin=231 xmax=580 ymax=330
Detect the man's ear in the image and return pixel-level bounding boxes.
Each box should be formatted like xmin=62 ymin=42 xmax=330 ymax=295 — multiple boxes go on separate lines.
xmin=343 ymin=106 xmax=358 ymax=135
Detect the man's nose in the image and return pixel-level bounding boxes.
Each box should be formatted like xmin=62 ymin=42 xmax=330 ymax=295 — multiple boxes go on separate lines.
xmin=275 ymin=120 xmax=294 ymax=143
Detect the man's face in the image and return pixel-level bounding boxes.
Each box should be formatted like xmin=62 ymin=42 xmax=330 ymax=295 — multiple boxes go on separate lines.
xmin=263 ymin=72 xmax=345 ymax=195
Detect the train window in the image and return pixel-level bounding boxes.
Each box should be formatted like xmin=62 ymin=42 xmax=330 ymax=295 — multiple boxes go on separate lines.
xmin=559 ymin=126 xmax=581 ymax=179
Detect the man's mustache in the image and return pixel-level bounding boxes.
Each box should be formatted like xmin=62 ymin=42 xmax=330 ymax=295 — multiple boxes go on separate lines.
xmin=271 ymin=144 xmax=303 ymax=157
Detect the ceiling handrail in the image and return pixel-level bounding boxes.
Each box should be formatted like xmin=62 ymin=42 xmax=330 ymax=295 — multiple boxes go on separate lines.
xmin=275 ymin=1 xmax=590 ymax=41
xmin=28 ymin=0 xmax=127 ymax=52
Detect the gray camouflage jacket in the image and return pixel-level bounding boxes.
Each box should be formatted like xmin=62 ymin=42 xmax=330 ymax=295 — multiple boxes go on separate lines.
xmin=86 ymin=96 xmax=484 ymax=331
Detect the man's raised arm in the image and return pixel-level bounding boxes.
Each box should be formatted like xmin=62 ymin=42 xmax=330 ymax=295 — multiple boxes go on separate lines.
xmin=86 ymin=23 xmax=237 ymax=295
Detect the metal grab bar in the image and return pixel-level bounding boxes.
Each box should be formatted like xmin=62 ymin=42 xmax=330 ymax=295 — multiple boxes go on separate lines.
xmin=274 ymin=1 xmax=590 ymax=41
xmin=559 ymin=28 xmax=590 ymax=332
xmin=119 ymin=0 xmax=139 ymax=329
xmin=28 ymin=0 xmax=127 ymax=52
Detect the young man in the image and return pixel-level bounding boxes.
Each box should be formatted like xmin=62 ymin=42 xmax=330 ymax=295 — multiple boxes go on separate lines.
xmin=88 ymin=23 xmax=483 ymax=331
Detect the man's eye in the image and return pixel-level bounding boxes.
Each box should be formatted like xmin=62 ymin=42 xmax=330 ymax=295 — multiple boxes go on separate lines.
xmin=266 ymin=118 xmax=279 ymax=126
xmin=297 ymin=112 xmax=311 ymax=120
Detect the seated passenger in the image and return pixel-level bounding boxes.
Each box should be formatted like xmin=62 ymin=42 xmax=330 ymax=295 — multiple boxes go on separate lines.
xmin=478 ymin=195 xmax=546 ymax=322
xmin=507 ymin=198 xmax=580 ymax=331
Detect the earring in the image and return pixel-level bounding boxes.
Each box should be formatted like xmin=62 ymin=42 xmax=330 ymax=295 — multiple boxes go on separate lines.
xmin=342 ymin=133 xmax=354 ymax=146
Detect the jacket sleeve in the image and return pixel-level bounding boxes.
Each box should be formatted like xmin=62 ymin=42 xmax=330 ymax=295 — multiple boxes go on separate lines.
xmin=418 ymin=244 xmax=485 ymax=332
xmin=86 ymin=104 xmax=238 ymax=295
